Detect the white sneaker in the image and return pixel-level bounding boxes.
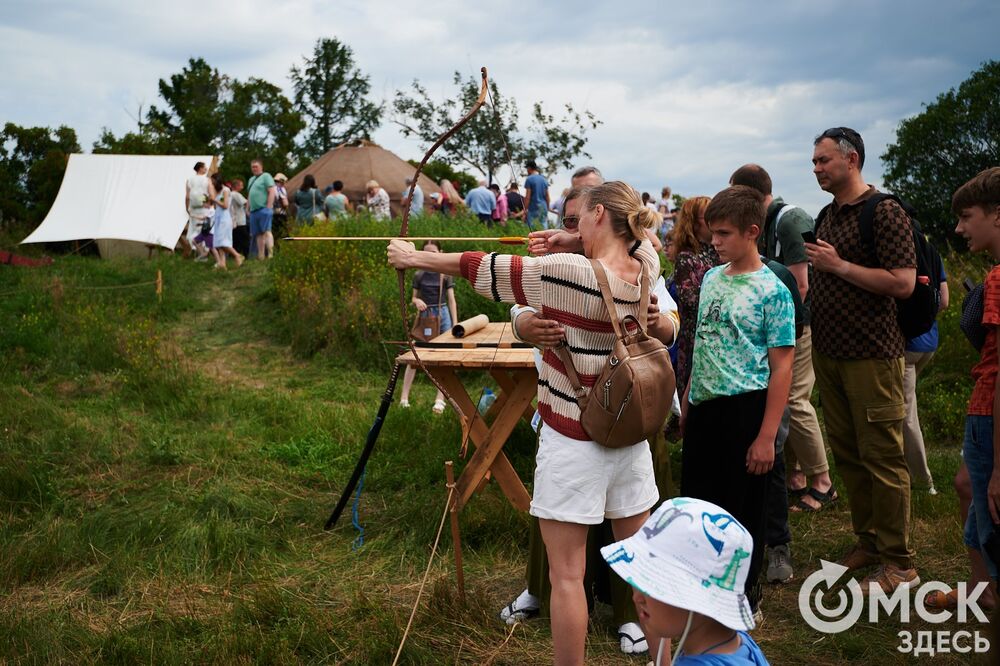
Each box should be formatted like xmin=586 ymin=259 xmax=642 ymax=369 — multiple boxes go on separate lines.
xmin=498 ymin=589 xmax=539 ymax=625
xmin=432 ymin=400 xmax=446 ymax=414
xmin=399 ymin=399 xmax=410 ymax=408
xmin=619 ymin=622 xmax=647 ymax=654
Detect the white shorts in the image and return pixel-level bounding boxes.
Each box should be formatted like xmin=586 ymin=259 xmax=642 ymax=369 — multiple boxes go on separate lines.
xmin=530 ymin=425 xmax=658 ymax=525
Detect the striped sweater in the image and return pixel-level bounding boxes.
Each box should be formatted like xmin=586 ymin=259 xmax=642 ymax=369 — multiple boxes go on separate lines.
xmin=459 ymin=241 xmax=664 ymax=441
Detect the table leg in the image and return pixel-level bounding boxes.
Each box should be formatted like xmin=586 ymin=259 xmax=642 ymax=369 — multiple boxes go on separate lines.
xmin=429 ymin=368 xmax=533 ymax=512
xmin=490 ymin=368 xmax=536 ymax=425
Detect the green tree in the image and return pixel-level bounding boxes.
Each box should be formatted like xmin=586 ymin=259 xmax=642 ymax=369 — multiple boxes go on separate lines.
xmin=95 ymin=58 xmax=304 ymax=179
xmin=0 ymin=123 xmax=80 ymax=227
xmin=393 ymin=72 xmax=600 ymax=184
xmin=882 ymin=60 xmax=1000 ymax=246
xmin=290 ymin=38 xmax=382 ymax=160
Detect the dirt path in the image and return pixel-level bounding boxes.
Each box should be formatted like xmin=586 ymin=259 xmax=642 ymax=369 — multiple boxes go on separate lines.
xmin=166 ymin=263 xmax=307 ymax=389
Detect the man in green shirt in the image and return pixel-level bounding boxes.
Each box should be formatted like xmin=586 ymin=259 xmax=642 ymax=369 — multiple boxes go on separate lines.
xmin=247 ymin=159 xmax=276 ymax=259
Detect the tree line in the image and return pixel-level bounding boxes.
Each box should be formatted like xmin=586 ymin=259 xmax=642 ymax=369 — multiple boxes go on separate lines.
xmin=0 ymin=52 xmax=996 ymax=246
xmin=0 ymin=38 xmax=600 ymax=230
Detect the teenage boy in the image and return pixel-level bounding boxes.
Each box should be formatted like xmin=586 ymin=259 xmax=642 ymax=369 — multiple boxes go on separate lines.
xmin=680 ymin=185 xmax=795 ymax=614
xmin=953 ymin=167 xmax=1000 ymax=586
xmin=602 ymin=497 xmax=770 ymax=665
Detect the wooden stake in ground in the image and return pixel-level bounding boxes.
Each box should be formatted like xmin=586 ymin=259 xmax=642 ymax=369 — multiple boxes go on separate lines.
xmin=445 ymin=460 xmax=466 ymax=604
xmin=156 ymin=270 xmax=163 ymax=303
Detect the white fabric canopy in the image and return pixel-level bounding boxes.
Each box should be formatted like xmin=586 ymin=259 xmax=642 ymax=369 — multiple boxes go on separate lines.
xmin=22 ymin=154 xmax=216 ymax=254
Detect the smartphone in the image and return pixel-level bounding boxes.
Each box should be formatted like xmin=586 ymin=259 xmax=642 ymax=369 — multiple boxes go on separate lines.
xmin=964 ymin=277 xmax=976 ymax=293
xmin=801 ymin=230 xmax=817 ymax=245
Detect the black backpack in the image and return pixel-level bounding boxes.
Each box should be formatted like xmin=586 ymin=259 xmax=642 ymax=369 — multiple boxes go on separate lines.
xmin=818 ymin=193 xmax=940 ymax=340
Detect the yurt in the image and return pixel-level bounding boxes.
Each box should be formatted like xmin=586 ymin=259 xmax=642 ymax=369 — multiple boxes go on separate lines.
xmin=285 ymin=140 xmax=440 ymax=218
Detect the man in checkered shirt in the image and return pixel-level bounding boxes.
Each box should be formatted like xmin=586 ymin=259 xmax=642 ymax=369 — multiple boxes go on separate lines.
xmin=806 ymin=127 xmax=919 ymax=595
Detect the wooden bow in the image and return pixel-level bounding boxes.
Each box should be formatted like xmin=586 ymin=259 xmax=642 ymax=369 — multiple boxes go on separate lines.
xmin=325 ymin=67 xmax=491 ymax=531
xmin=397 ymin=66 xmax=491 ymax=419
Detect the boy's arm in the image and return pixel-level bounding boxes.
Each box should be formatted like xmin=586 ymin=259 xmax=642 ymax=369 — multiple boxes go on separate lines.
xmin=747 ymin=346 xmax=794 ymax=475
xmin=990 ymin=330 xmax=1000 ymax=523
xmin=680 ymin=382 xmax=691 ymax=437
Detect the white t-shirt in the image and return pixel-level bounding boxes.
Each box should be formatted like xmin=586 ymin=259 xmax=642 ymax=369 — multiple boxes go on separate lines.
xmin=230 ymin=191 xmax=248 ymax=227
xmin=187 ymin=174 xmax=210 ymax=217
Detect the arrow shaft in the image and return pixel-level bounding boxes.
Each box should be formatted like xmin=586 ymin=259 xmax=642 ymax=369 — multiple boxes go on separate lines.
xmin=284 ymin=236 xmax=526 ymax=244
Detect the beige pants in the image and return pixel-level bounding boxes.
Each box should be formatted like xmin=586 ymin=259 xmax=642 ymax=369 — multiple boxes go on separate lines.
xmin=784 ymin=325 xmax=830 ymax=476
xmin=903 ymin=350 xmax=935 ymax=488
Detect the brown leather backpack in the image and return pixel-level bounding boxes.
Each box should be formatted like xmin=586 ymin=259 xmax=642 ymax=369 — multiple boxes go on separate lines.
xmin=556 ymin=259 xmax=676 ymax=448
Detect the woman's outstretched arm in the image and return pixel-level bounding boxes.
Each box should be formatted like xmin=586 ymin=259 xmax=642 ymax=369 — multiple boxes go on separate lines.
xmin=388 ymin=240 xmax=462 ymax=275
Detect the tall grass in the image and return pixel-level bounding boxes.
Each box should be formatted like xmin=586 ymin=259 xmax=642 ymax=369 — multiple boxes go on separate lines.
xmin=269 ymin=211 xmax=532 ymax=366
xmin=1 ymin=246 xmax=997 ymax=664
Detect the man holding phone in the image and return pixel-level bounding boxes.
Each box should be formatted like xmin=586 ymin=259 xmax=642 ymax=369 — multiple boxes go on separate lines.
xmin=730 ymin=165 xmax=835 ymax=590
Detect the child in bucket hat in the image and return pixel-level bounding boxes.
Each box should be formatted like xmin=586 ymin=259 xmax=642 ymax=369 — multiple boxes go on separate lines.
xmin=602 ymin=497 xmax=769 ymax=665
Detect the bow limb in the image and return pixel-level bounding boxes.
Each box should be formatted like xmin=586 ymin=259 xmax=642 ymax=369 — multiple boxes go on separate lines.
xmin=398 ymin=67 xmax=490 ymax=423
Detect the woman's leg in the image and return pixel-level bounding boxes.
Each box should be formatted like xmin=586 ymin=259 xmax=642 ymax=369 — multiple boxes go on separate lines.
xmin=539 ymin=518 xmax=590 ymax=666
xmin=400 ymin=365 xmax=417 ymax=404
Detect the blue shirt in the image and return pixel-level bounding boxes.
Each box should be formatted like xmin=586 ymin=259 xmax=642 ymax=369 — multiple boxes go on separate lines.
xmin=403 ymin=185 xmax=424 ymax=215
xmin=677 ymin=631 xmax=769 ymax=664
xmin=906 ymin=264 xmax=947 ymax=353
xmin=525 ymin=173 xmax=549 ymax=216
xmin=464 ymin=186 xmax=496 ymax=216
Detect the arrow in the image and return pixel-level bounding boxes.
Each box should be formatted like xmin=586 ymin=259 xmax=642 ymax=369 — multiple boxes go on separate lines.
xmin=283 ymin=236 xmax=527 ymax=245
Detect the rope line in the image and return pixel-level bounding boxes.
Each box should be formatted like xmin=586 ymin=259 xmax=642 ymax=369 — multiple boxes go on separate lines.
xmin=391 ymin=485 xmax=455 ymax=665
xmin=0 ymin=279 xmax=159 ymax=298
xmin=350 ymin=466 xmax=367 ymax=550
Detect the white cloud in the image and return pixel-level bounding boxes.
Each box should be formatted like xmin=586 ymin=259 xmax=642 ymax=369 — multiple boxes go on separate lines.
xmin=2 ymin=0 xmax=997 ymax=220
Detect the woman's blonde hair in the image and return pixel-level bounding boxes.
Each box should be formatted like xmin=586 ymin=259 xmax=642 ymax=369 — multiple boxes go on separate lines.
xmin=366 ymin=179 xmax=380 ymax=190
xmin=439 ymin=179 xmax=465 ymax=207
xmin=668 ymin=196 xmax=711 ymax=261
xmin=580 ymin=181 xmax=660 ymax=243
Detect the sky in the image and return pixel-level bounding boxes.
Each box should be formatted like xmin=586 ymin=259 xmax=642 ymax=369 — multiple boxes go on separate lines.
xmin=1 ymin=0 xmax=997 ymax=216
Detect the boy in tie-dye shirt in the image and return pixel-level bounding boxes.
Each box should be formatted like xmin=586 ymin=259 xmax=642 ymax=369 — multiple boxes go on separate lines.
xmin=680 ymin=186 xmax=796 ymax=615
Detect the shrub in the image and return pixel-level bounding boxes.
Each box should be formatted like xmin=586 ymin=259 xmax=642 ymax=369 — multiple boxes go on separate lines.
xmin=270 ymin=211 xmax=531 ymax=369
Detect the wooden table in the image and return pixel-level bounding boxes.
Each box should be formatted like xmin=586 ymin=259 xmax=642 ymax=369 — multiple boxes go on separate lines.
xmin=397 ymin=323 xmax=537 ymax=512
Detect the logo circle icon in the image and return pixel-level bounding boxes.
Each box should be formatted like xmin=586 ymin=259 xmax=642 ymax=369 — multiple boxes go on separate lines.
xmin=798 ymin=559 xmax=865 ymax=634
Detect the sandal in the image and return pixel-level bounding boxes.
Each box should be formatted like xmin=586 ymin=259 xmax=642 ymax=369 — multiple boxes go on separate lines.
xmin=924 ymin=589 xmax=959 ymax=611
xmin=787 ymin=486 xmax=808 ymax=503
xmin=790 ymin=487 xmax=838 ymax=513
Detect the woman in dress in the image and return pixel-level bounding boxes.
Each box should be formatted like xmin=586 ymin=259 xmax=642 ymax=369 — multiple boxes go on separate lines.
xmin=398 ymin=240 xmax=458 ymax=414
xmin=388 ymin=182 xmax=674 ymax=664
xmin=365 ymin=180 xmax=391 ymax=220
xmin=293 ymin=174 xmax=324 ymax=225
xmin=209 ymin=173 xmax=243 ymax=269
xmin=667 ymin=195 xmax=716 ymax=394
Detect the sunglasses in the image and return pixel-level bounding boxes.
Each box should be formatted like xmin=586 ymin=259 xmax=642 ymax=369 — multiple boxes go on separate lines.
xmin=820 ymin=127 xmax=865 ymax=164
xmin=562 ymin=215 xmax=580 ymax=230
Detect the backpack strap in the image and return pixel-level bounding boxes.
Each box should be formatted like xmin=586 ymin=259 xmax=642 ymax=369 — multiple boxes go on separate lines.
xmin=771 ymin=204 xmax=796 ymax=258
xmin=555 ymin=343 xmax=587 ymax=399
xmin=590 ymin=259 xmax=650 ymax=339
xmin=555 ymin=259 xmax=651 ymax=399
xmin=858 ymin=193 xmax=894 ymax=261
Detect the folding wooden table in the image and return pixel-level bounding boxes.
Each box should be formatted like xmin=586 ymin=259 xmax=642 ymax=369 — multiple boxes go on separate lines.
xmin=397 ymin=323 xmax=537 ymax=511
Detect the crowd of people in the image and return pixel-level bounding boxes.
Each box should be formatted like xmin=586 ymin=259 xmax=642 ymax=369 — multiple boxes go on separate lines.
xmin=387 ymin=129 xmax=1000 ymax=665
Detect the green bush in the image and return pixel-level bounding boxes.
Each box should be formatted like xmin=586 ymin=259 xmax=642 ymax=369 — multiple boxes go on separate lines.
xmin=912 ymin=251 xmax=992 ymax=447
xmin=270 ymin=211 xmax=532 ymax=368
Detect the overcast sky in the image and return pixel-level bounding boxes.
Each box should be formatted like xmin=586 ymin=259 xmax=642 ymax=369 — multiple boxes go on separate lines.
xmin=2 ymin=0 xmax=997 ymax=216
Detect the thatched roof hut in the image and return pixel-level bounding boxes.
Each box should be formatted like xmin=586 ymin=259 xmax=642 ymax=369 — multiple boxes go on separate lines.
xmin=285 ymin=140 xmax=440 ymax=218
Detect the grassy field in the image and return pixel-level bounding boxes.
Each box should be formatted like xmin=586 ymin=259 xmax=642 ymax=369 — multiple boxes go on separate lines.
xmin=0 ymin=248 xmax=994 ymax=664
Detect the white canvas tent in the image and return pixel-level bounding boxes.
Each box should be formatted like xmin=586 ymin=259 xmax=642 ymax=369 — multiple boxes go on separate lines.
xmin=21 ymin=153 xmax=217 ymax=259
